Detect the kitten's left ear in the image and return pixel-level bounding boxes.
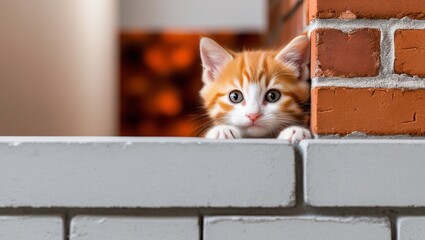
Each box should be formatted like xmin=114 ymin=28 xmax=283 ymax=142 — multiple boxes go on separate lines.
xmin=275 ymin=35 xmax=310 ymax=78
xmin=200 ymin=37 xmax=233 ymax=84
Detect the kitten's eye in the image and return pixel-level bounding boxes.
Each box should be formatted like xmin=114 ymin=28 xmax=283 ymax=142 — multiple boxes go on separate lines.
xmin=265 ymin=89 xmax=281 ymax=103
xmin=229 ymin=90 xmax=244 ymax=103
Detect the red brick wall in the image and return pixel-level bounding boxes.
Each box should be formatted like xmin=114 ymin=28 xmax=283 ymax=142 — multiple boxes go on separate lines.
xmin=308 ymin=0 xmax=425 ymax=136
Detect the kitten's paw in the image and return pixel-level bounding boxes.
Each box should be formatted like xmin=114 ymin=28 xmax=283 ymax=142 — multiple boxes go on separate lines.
xmin=205 ymin=125 xmax=241 ymax=139
xmin=278 ymin=126 xmax=312 ymax=145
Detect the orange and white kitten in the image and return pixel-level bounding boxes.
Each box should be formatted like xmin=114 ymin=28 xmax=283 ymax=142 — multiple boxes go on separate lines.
xmin=199 ymin=35 xmax=312 ymax=144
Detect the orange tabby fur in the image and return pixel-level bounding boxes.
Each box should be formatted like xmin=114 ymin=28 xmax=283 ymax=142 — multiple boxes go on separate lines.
xmin=199 ymin=35 xmax=311 ymax=142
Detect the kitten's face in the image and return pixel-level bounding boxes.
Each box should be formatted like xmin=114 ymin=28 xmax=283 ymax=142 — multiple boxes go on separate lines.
xmin=200 ymin=36 xmax=310 ymax=138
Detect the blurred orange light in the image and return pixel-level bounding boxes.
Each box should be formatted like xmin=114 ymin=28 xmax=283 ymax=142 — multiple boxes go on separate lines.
xmin=161 ymin=33 xmax=193 ymax=44
xmin=144 ymin=46 xmax=171 ymax=75
xmin=172 ymin=120 xmax=197 ymax=137
xmin=171 ymin=46 xmax=195 ymax=70
xmin=154 ymin=88 xmax=182 ymax=116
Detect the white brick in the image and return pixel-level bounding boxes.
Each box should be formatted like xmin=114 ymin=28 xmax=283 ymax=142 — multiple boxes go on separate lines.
xmin=301 ymin=139 xmax=425 ymax=207
xmin=204 ymin=216 xmax=390 ymax=240
xmin=0 ymin=137 xmax=294 ymax=207
xmin=0 ymin=216 xmax=63 ymax=240
xmin=70 ymin=216 xmax=198 ymax=240
xmin=398 ymin=217 xmax=425 ymax=240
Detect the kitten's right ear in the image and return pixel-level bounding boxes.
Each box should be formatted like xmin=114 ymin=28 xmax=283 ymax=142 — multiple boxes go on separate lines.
xmin=275 ymin=35 xmax=310 ymax=80
xmin=200 ymin=37 xmax=233 ymax=84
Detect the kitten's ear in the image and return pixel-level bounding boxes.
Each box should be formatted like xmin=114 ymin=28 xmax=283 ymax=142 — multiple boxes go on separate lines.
xmin=200 ymin=37 xmax=233 ymax=84
xmin=275 ymin=35 xmax=310 ymax=78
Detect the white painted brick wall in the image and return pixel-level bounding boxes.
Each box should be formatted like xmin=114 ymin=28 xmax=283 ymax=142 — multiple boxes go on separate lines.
xmin=204 ymin=216 xmax=390 ymax=240
xmin=70 ymin=216 xmax=199 ymax=240
xmin=0 ymin=137 xmax=295 ymax=207
xmin=398 ymin=217 xmax=425 ymax=240
xmin=0 ymin=216 xmax=63 ymax=240
xmin=2 ymin=137 xmax=425 ymax=239
xmin=301 ymin=139 xmax=425 ymax=207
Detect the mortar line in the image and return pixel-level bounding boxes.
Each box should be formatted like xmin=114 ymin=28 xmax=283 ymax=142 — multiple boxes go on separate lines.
xmin=312 ymin=77 xmax=425 ymax=89
xmin=294 ymin=144 xmax=306 ymax=212
xmin=199 ymin=215 xmax=204 ymax=240
xmin=389 ymin=213 xmax=397 ymax=240
xmin=309 ymin=18 xmax=425 ymax=33
xmin=0 ymin=207 xmax=425 ymax=217
xmin=380 ymin=20 xmax=393 ymax=76
xmin=64 ymin=212 xmax=70 ymax=240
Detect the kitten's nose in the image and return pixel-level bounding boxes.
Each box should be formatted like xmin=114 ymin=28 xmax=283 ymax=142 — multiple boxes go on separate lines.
xmin=246 ymin=113 xmax=262 ymax=122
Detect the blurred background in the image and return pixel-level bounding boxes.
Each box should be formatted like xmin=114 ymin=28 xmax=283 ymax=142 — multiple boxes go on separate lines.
xmin=0 ymin=0 xmax=305 ymax=136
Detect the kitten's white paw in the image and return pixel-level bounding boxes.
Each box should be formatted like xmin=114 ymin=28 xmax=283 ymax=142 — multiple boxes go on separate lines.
xmin=205 ymin=125 xmax=241 ymax=139
xmin=278 ymin=126 xmax=311 ymax=145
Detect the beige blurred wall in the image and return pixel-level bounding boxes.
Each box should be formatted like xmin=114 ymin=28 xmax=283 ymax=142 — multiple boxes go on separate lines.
xmin=120 ymin=0 xmax=267 ymax=32
xmin=0 ymin=0 xmax=117 ymax=135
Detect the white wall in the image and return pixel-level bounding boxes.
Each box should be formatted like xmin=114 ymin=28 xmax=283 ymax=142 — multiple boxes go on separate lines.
xmin=0 ymin=0 xmax=117 ymax=135
xmin=120 ymin=0 xmax=267 ymax=32
xmin=0 ymin=138 xmax=424 ymax=239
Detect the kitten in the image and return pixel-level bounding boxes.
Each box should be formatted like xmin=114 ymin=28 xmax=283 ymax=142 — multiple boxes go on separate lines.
xmin=199 ymin=35 xmax=312 ymax=144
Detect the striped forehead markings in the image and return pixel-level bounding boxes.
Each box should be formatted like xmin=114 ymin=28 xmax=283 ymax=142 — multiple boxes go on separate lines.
xmin=232 ymin=52 xmax=300 ymax=94
xmin=239 ymin=52 xmax=271 ymax=84
xmin=233 ymin=78 xmax=242 ymax=89
xmin=243 ymin=52 xmax=252 ymax=77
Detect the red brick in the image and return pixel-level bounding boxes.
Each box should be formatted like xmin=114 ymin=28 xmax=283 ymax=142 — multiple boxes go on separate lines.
xmin=311 ymin=87 xmax=425 ymax=136
xmin=395 ymin=29 xmax=425 ymax=77
xmin=308 ymin=0 xmax=425 ymax=21
xmin=311 ymin=29 xmax=380 ymax=78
